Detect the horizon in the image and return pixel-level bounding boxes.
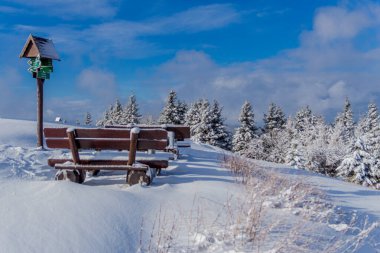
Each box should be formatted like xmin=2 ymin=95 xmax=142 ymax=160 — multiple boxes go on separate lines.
xmin=1 ymin=0 xmax=380 ymax=124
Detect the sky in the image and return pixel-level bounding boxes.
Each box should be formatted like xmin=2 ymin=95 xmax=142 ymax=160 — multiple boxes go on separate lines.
xmin=1 ymin=0 xmax=380 ymax=125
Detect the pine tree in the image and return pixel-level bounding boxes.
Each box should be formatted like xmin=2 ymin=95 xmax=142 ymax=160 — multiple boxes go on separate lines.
xmin=192 ymin=100 xmax=213 ymax=144
xmin=286 ymin=140 xmax=306 ymax=169
xmin=185 ymin=99 xmax=203 ymax=137
xmin=337 ymin=138 xmax=377 ymax=187
xmin=96 ymin=105 xmax=113 ymax=127
xmin=294 ymin=105 xmax=314 ymax=132
xmin=263 ymin=102 xmax=286 ymax=133
xmin=124 ymin=95 xmax=141 ymax=124
xmin=232 ymin=101 xmax=257 ymax=154
xmin=158 ymin=90 xmax=181 ymax=124
xmin=142 ymin=115 xmax=156 ymax=125
xmin=362 ymin=103 xmax=380 ymax=159
xmin=285 ymin=117 xmax=306 ymax=169
xmin=208 ymin=100 xmax=231 ymax=150
xmin=84 ymin=112 xmax=92 ymax=126
xmin=110 ymin=99 xmax=123 ymax=125
xmin=177 ymin=100 xmax=188 ymax=125
xmin=333 ymin=97 xmax=354 ymax=144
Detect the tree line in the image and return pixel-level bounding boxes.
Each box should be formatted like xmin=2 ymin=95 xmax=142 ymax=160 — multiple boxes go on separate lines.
xmin=96 ymin=91 xmax=380 ymax=189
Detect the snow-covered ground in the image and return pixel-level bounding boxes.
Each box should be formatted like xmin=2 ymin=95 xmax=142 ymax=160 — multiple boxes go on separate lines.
xmin=0 ymin=118 xmax=379 ymax=252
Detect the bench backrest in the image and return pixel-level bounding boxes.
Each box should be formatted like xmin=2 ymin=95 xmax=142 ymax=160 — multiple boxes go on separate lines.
xmin=44 ymin=127 xmax=168 ymax=151
xmin=105 ymin=124 xmax=191 ymax=141
xmin=44 ymin=127 xmax=169 ymax=165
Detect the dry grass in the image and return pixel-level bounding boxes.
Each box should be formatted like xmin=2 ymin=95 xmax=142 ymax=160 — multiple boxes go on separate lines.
xmin=140 ymin=154 xmax=379 ymax=253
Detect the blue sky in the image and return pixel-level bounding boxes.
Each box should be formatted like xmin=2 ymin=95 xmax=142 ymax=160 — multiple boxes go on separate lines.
xmin=1 ymin=0 xmax=380 ymax=124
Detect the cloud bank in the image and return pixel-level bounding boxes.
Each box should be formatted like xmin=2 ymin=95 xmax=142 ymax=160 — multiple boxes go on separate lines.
xmin=141 ymin=3 xmax=380 ymax=123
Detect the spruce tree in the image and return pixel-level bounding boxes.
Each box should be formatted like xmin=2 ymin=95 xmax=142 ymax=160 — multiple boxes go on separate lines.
xmin=84 ymin=112 xmax=92 ymax=126
xmin=263 ymin=102 xmax=286 ymax=133
xmin=158 ymin=90 xmax=181 ymax=124
xmin=192 ymin=100 xmax=213 ymax=144
xmin=332 ymin=98 xmax=354 ymax=146
xmin=185 ymin=99 xmax=203 ymax=137
xmin=177 ymin=100 xmax=188 ymax=125
xmin=111 ymin=99 xmax=123 ymax=125
xmin=232 ymin=101 xmax=257 ymax=154
xmin=294 ymin=105 xmax=314 ymax=132
xmin=96 ymin=105 xmax=113 ymax=127
xmin=208 ymin=100 xmax=231 ymax=150
xmin=337 ymin=138 xmax=377 ymax=186
xmin=124 ymin=95 xmax=141 ymax=124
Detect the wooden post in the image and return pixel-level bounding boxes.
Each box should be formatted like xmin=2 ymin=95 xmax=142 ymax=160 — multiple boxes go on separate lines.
xmin=37 ymin=78 xmax=45 ymax=148
xmin=128 ymin=127 xmax=140 ymax=166
xmin=66 ymin=128 xmax=80 ymax=164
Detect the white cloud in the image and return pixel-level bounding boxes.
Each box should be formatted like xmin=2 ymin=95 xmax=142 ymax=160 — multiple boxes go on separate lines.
xmin=12 ymin=4 xmax=240 ymax=59
xmin=313 ymin=6 xmax=372 ymax=42
xmin=0 ymin=67 xmax=36 ymax=120
xmin=76 ymin=68 xmax=118 ymax=102
xmin=0 ymin=5 xmax=23 ymax=14
xmin=6 ymin=0 xmax=119 ymax=19
xmin=140 ymin=3 xmax=380 ymax=123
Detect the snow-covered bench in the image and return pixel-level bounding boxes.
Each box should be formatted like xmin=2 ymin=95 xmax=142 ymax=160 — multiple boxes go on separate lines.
xmin=44 ymin=127 xmax=170 ymax=185
xmin=105 ymin=124 xmax=191 ymax=157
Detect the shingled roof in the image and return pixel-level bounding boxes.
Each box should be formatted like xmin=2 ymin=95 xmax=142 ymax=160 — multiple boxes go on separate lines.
xmin=19 ymin=34 xmax=60 ymax=60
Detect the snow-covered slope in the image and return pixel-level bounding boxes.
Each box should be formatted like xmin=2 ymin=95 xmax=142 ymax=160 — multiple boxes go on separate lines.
xmin=0 ymin=118 xmax=379 ymax=253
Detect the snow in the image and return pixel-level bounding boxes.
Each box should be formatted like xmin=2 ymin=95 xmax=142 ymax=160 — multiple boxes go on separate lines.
xmin=0 ymin=118 xmax=380 ymax=252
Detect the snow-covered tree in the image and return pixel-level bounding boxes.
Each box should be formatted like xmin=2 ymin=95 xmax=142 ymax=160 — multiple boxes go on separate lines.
xmin=333 ymin=97 xmax=354 ymax=144
xmin=192 ymin=100 xmax=213 ymax=144
xmin=84 ymin=112 xmax=92 ymax=126
xmin=286 ymin=140 xmax=306 ymax=169
xmin=177 ymin=100 xmax=188 ymax=125
xmin=208 ymin=100 xmax=231 ymax=150
xmin=158 ymin=90 xmax=181 ymax=124
xmin=96 ymin=105 xmax=113 ymax=127
xmin=142 ymin=115 xmax=156 ymax=125
xmin=285 ymin=117 xmax=306 ymax=169
xmin=232 ymin=101 xmax=257 ymax=154
xmin=294 ymin=105 xmax=314 ymax=132
xmin=185 ymin=99 xmax=203 ymax=137
xmin=110 ymin=99 xmax=124 ymax=125
xmin=328 ymin=98 xmax=355 ymax=173
xmin=337 ymin=138 xmax=378 ymax=187
xmin=263 ymin=102 xmax=286 ymax=133
xmin=124 ymin=95 xmax=141 ymax=124
xmin=359 ymin=103 xmax=380 ymax=159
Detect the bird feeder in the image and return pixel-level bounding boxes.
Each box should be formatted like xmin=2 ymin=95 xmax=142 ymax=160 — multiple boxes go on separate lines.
xmin=19 ymin=34 xmax=60 ymax=148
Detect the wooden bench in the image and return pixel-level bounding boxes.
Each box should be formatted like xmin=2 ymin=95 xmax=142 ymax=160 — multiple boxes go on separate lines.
xmin=44 ymin=127 xmax=169 ymax=185
xmin=106 ymin=124 xmax=191 ymax=157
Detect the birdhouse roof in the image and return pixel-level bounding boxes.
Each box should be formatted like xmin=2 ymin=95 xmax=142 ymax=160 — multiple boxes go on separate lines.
xmin=19 ymin=34 xmax=60 ymax=60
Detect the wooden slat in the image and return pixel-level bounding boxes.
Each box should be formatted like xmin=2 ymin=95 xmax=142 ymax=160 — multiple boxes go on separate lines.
xmin=46 ymin=138 xmax=70 ymax=149
xmin=138 ymin=129 xmax=168 ymax=139
xmin=48 ymin=158 xmax=169 ymax=169
xmin=44 ymin=128 xmax=67 ymax=138
xmin=137 ymin=140 xmax=168 ymax=151
xmin=166 ymin=126 xmax=190 ymax=140
xmin=55 ymin=164 xmax=148 ymax=171
xmin=46 ymin=139 xmax=167 ymax=150
xmin=75 ymin=128 xmax=130 ymax=138
xmin=76 ymin=139 xmax=131 ymax=150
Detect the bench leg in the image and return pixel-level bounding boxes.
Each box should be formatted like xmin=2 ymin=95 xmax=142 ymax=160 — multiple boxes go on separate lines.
xmin=55 ymin=169 xmax=80 ymax=183
xmin=55 ymin=169 xmax=86 ymax=184
xmin=127 ymin=170 xmax=151 ymax=186
xmin=78 ymin=170 xmax=86 ymax=184
xmin=87 ymin=169 xmax=100 ymax=177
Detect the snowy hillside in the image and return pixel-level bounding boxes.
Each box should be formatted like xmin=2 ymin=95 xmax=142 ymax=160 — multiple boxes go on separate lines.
xmin=0 ymin=118 xmax=379 ymax=253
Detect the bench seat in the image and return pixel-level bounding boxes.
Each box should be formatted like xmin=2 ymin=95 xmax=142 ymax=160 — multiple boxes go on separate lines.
xmin=44 ymin=127 xmax=171 ymax=185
